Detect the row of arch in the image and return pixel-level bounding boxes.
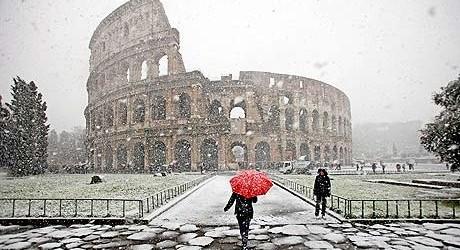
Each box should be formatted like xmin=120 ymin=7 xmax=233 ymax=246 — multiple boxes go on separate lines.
xmin=89 ymin=96 xmax=351 ymax=138
xmin=91 ymin=138 xmax=351 ymax=172
xmin=93 ymin=56 xmax=169 ymax=92
xmin=89 ymin=93 xmax=192 ymax=131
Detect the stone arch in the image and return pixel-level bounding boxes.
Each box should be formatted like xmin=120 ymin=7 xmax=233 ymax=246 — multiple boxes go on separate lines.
xmin=148 ymin=140 xmax=166 ymax=168
xmin=230 ymin=107 xmax=245 ymax=119
xmin=331 ymin=115 xmax=337 ymax=135
xmin=299 ymin=108 xmax=308 ymax=132
xmin=323 ymin=111 xmax=329 ymax=133
xmin=208 ymin=100 xmax=225 ymax=123
xmin=118 ymin=100 xmax=128 ymax=126
xmin=255 ymin=141 xmax=271 ymax=168
xmin=285 ymin=107 xmax=294 ymax=131
xmin=175 ymin=139 xmax=192 ymax=171
xmin=151 ymin=95 xmax=166 ymax=120
xmin=133 ymin=99 xmax=145 ymax=124
xmin=312 ymin=110 xmax=320 ymax=132
xmin=333 ymin=145 xmax=338 ymax=162
xmin=300 ymin=143 xmax=310 ymax=161
xmin=230 ymin=98 xmax=246 ymax=119
xmin=105 ymin=144 xmax=113 ymax=172
xmin=338 ymin=117 xmax=343 ymax=136
xmin=89 ymin=148 xmax=95 ymax=171
xmin=282 ymin=93 xmax=293 ymax=105
xmin=285 ymin=141 xmax=296 ymax=161
xmin=133 ymin=142 xmax=145 ymax=172
xmin=267 ymin=105 xmax=280 ymax=128
xmin=141 ymin=60 xmax=148 ymax=80
xmin=104 ymin=104 xmax=114 ymax=128
xmin=95 ymin=111 xmax=103 ymax=130
xmin=339 ymin=147 xmax=344 ymax=163
xmin=95 ymin=148 xmax=103 ymax=172
xmin=324 ymin=145 xmax=331 ymax=163
xmin=119 ymin=61 xmax=130 ymax=84
xmin=344 ymin=148 xmax=349 ymax=165
xmin=200 ymin=138 xmax=219 ymax=170
xmin=117 ymin=145 xmax=128 ymax=171
xmin=230 ymin=142 xmax=248 ymax=168
xmin=158 ymin=54 xmax=168 ymax=76
xmin=314 ymin=145 xmax=321 ymax=162
xmin=177 ymin=93 xmax=191 ymax=119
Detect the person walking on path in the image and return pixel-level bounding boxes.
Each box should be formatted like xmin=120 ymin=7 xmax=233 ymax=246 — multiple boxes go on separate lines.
xmin=313 ymin=168 xmax=331 ymax=219
xmin=224 ymin=193 xmax=258 ymax=250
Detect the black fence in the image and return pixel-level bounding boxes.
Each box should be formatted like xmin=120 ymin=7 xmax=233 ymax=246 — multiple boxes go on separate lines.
xmin=0 ymin=198 xmax=143 ymax=218
xmin=327 ymin=169 xmax=450 ymax=175
xmin=272 ymin=175 xmax=459 ymax=220
xmin=142 ymin=175 xmax=210 ymax=214
xmin=0 ymin=175 xmax=211 ymax=220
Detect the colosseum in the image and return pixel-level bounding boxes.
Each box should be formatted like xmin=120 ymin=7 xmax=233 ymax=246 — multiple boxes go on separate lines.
xmin=84 ymin=0 xmax=352 ymax=172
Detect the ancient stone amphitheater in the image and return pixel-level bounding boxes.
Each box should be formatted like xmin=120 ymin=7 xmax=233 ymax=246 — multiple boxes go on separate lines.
xmin=85 ymin=0 xmax=352 ymax=172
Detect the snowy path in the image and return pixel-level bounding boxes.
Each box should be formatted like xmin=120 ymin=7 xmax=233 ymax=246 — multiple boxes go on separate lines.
xmin=150 ymin=175 xmax=338 ymax=226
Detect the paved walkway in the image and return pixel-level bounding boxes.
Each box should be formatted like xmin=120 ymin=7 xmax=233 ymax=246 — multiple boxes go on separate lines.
xmin=150 ymin=176 xmax=337 ymax=226
xmin=1 ymin=175 xmax=460 ymax=249
xmin=1 ymin=221 xmax=460 ymax=249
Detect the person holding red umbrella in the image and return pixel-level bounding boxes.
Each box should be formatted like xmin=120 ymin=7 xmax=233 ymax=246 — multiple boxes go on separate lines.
xmin=224 ymin=170 xmax=273 ymax=250
xmin=224 ymin=192 xmax=257 ymax=249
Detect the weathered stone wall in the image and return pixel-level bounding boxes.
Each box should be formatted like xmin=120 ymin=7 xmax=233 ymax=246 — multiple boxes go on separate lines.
xmin=85 ymin=0 xmax=352 ymax=173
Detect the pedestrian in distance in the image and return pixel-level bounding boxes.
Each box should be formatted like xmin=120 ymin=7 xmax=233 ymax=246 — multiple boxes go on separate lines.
xmin=224 ymin=193 xmax=258 ymax=250
xmin=371 ymin=162 xmax=377 ymax=174
xmin=313 ymin=168 xmax=331 ymax=219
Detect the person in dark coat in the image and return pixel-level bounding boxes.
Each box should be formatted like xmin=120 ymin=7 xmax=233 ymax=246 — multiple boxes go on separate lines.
xmin=224 ymin=193 xmax=258 ymax=249
xmin=313 ymin=168 xmax=331 ymax=219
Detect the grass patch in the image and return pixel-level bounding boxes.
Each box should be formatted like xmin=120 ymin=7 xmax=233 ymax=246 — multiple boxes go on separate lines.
xmin=281 ymin=173 xmax=460 ymax=218
xmin=0 ymin=173 xmax=203 ymax=218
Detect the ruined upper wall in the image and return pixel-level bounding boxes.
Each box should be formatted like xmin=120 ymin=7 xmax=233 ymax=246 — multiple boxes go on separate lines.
xmin=89 ymin=0 xmax=172 ymax=70
xmin=239 ymin=71 xmax=351 ymax=117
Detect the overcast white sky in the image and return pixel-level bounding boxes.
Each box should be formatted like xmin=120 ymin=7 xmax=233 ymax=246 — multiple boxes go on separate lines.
xmin=0 ymin=0 xmax=459 ymax=132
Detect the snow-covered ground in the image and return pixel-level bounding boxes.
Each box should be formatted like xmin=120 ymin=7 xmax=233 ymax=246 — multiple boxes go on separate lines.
xmin=283 ymin=172 xmax=460 ymax=218
xmin=0 ymin=173 xmax=201 ymax=218
xmin=0 ymin=173 xmax=200 ymax=199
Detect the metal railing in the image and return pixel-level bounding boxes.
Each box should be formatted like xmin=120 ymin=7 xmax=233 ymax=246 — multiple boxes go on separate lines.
xmin=272 ymin=175 xmax=460 ymax=220
xmin=0 ymin=198 xmax=143 ymax=218
xmin=347 ymin=199 xmax=459 ymax=219
xmin=327 ymin=170 xmax=449 ymax=175
xmin=0 ymin=175 xmax=212 ymax=220
xmin=142 ymin=175 xmax=210 ymax=214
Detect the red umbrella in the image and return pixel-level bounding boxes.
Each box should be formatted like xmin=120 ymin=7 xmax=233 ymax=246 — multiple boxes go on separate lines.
xmin=230 ymin=170 xmax=273 ymax=199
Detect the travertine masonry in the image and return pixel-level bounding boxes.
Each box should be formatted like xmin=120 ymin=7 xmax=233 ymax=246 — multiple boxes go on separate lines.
xmin=85 ymin=0 xmax=352 ymax=172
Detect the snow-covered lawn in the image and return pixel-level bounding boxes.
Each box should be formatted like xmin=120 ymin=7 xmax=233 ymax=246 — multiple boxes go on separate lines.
xmin=0 ymin=173 xmax=203 ymax=218
xmin=282 ymin=173 xmax=460 ymax=218
xmin=283 ymin=172 xmax=459 ymax=200
xmin=0 ymin=173 xmax=200 ymax=199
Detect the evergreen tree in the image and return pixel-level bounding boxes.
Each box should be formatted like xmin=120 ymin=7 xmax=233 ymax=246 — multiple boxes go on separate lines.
xmin=420 ymin=75 xmax=460 ymax=171
xmin=6 ymin=77 xmax=49 ymax=176
xmin=0 ymin=96 xmax=11 ymax=168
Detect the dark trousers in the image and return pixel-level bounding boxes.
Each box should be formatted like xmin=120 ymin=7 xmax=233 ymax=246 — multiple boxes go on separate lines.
xmin=315 ymin=195 xmax=327 ymax=216
xmin=237 ymin=215 xmax=251 ymax=247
